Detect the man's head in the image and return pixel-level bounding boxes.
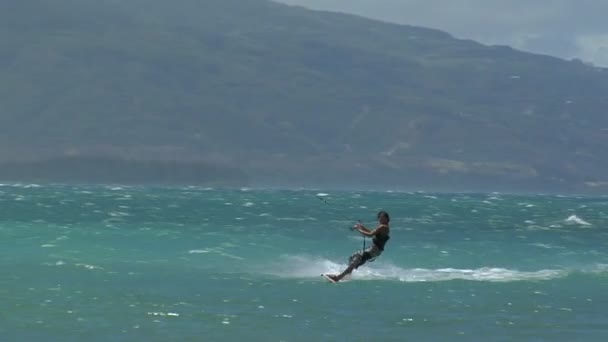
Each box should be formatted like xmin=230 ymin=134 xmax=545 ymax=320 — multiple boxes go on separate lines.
xmin=377 ymin=211 xmax=390 ymax=224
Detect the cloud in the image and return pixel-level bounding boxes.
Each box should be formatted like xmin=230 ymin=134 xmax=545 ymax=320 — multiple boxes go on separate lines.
xmin=278 ymin=0 xmax=608 ymax=66
xmin=577 ymin=34 xmax=608 ymax=66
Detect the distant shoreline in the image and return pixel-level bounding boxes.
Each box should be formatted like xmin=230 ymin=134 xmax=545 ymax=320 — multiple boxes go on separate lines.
xmin=0 ymin=156 xmax=605 ymax=196
xmin=0 ymin=156 xmax=250 ymax=187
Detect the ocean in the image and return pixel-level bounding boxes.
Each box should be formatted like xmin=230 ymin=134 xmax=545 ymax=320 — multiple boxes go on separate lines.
xmin=1 ymin=184 xmax=607 ymax=341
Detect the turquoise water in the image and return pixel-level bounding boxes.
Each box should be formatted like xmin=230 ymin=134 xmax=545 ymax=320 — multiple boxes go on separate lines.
xmin=1 ymin=185 xmax=608 ymax=341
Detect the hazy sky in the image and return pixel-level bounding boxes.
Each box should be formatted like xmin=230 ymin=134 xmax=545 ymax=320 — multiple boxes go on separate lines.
xmin=278 ymin=0 xmax=608 ymax=67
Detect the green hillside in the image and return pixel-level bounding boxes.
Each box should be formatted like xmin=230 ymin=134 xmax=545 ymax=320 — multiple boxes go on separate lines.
xmin=1 ymin=0 xmax=607 ymax=192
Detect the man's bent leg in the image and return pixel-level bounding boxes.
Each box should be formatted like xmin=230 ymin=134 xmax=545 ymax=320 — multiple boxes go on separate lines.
xmin=331 ymin=252 xmax=371 ymax=282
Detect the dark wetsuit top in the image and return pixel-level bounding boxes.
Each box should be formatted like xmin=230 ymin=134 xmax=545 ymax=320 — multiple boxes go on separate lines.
xmin=373 ymin=233 xmax=390 ymax=251
xmin=350 ymin=225 xmax=390 ymax=268
xmin=372 ymin=225 xmax=390 ymax=251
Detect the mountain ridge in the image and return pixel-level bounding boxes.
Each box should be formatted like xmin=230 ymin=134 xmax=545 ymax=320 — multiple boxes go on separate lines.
xmin=1 ymin=0 xmax=607 ymax=193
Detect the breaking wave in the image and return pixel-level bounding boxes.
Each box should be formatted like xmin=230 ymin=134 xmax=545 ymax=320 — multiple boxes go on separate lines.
xmin=260 ymin=255 xmax=598 ymax=283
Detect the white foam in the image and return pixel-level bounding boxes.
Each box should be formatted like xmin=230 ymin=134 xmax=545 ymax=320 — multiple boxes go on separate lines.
xmin=316 ymin=193 xmax=330 ymax=197
xmin=76 ymin=263 xmax=103 ymax=270
xmin=276 ymin=217 xmax=315 ymax=221
xmin=219 ymin=252 xmax=244 ymax=260
xmin=189 ymin=249 xmax=211 ymax=254
xmin=565 ymin=215 xmax=591 ymax=226
xmin=584 ymin=264 xmax=608 ymax=274
xmin=243 ymin=202 xmax=255 ymax=207
xmin=108 ymin=211 xmax=130 ymax=217
xmin=529 ymin=243 xmax=559 ymax=249
xmin=265 ymin=255 xmax=566 ymax=283
xmin=148 ymin=312 xmax=180 ymax=317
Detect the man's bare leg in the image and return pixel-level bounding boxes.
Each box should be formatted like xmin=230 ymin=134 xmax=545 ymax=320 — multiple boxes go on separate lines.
xmin=329 ymin=263 xmax=357 ymax=282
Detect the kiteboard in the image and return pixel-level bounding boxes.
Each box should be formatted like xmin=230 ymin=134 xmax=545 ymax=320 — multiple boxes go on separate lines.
xmin=321 ymin=274 xmax=338 ymax=283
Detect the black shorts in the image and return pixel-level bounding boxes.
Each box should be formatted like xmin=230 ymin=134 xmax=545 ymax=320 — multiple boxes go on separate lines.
xmin=348 ymin=251 xmax=373 ymax=269
xmin=348 ymin=245 xmax=382 ymax=269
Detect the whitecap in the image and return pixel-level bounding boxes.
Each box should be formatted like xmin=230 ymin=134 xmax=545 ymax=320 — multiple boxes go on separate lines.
xmin=565 ymin=215 xmax=591 ymax=226
xmin=316 ymin=193 xmax=330 ymax=197
xmin=276 ymin=217 xmax=313 ymax=222
xmin=189 ymin=249 xmax=211 ymax=254
xmin=219 ymin=252 xmax=244 ymax=260
xmin=243 ymin=202 xmax=255 ymax=207
xmin=76 ymin=264 xmax=103 ymax=270
xmin=108 ymin=211 xmax=130 ymax=217
xmin=529 ymin=243 xmax=558 ymax=249
xmin=148 ymin=312 xmax=180 ymax=317
xmin=584 ymin=264 xmax=608 ymax=274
